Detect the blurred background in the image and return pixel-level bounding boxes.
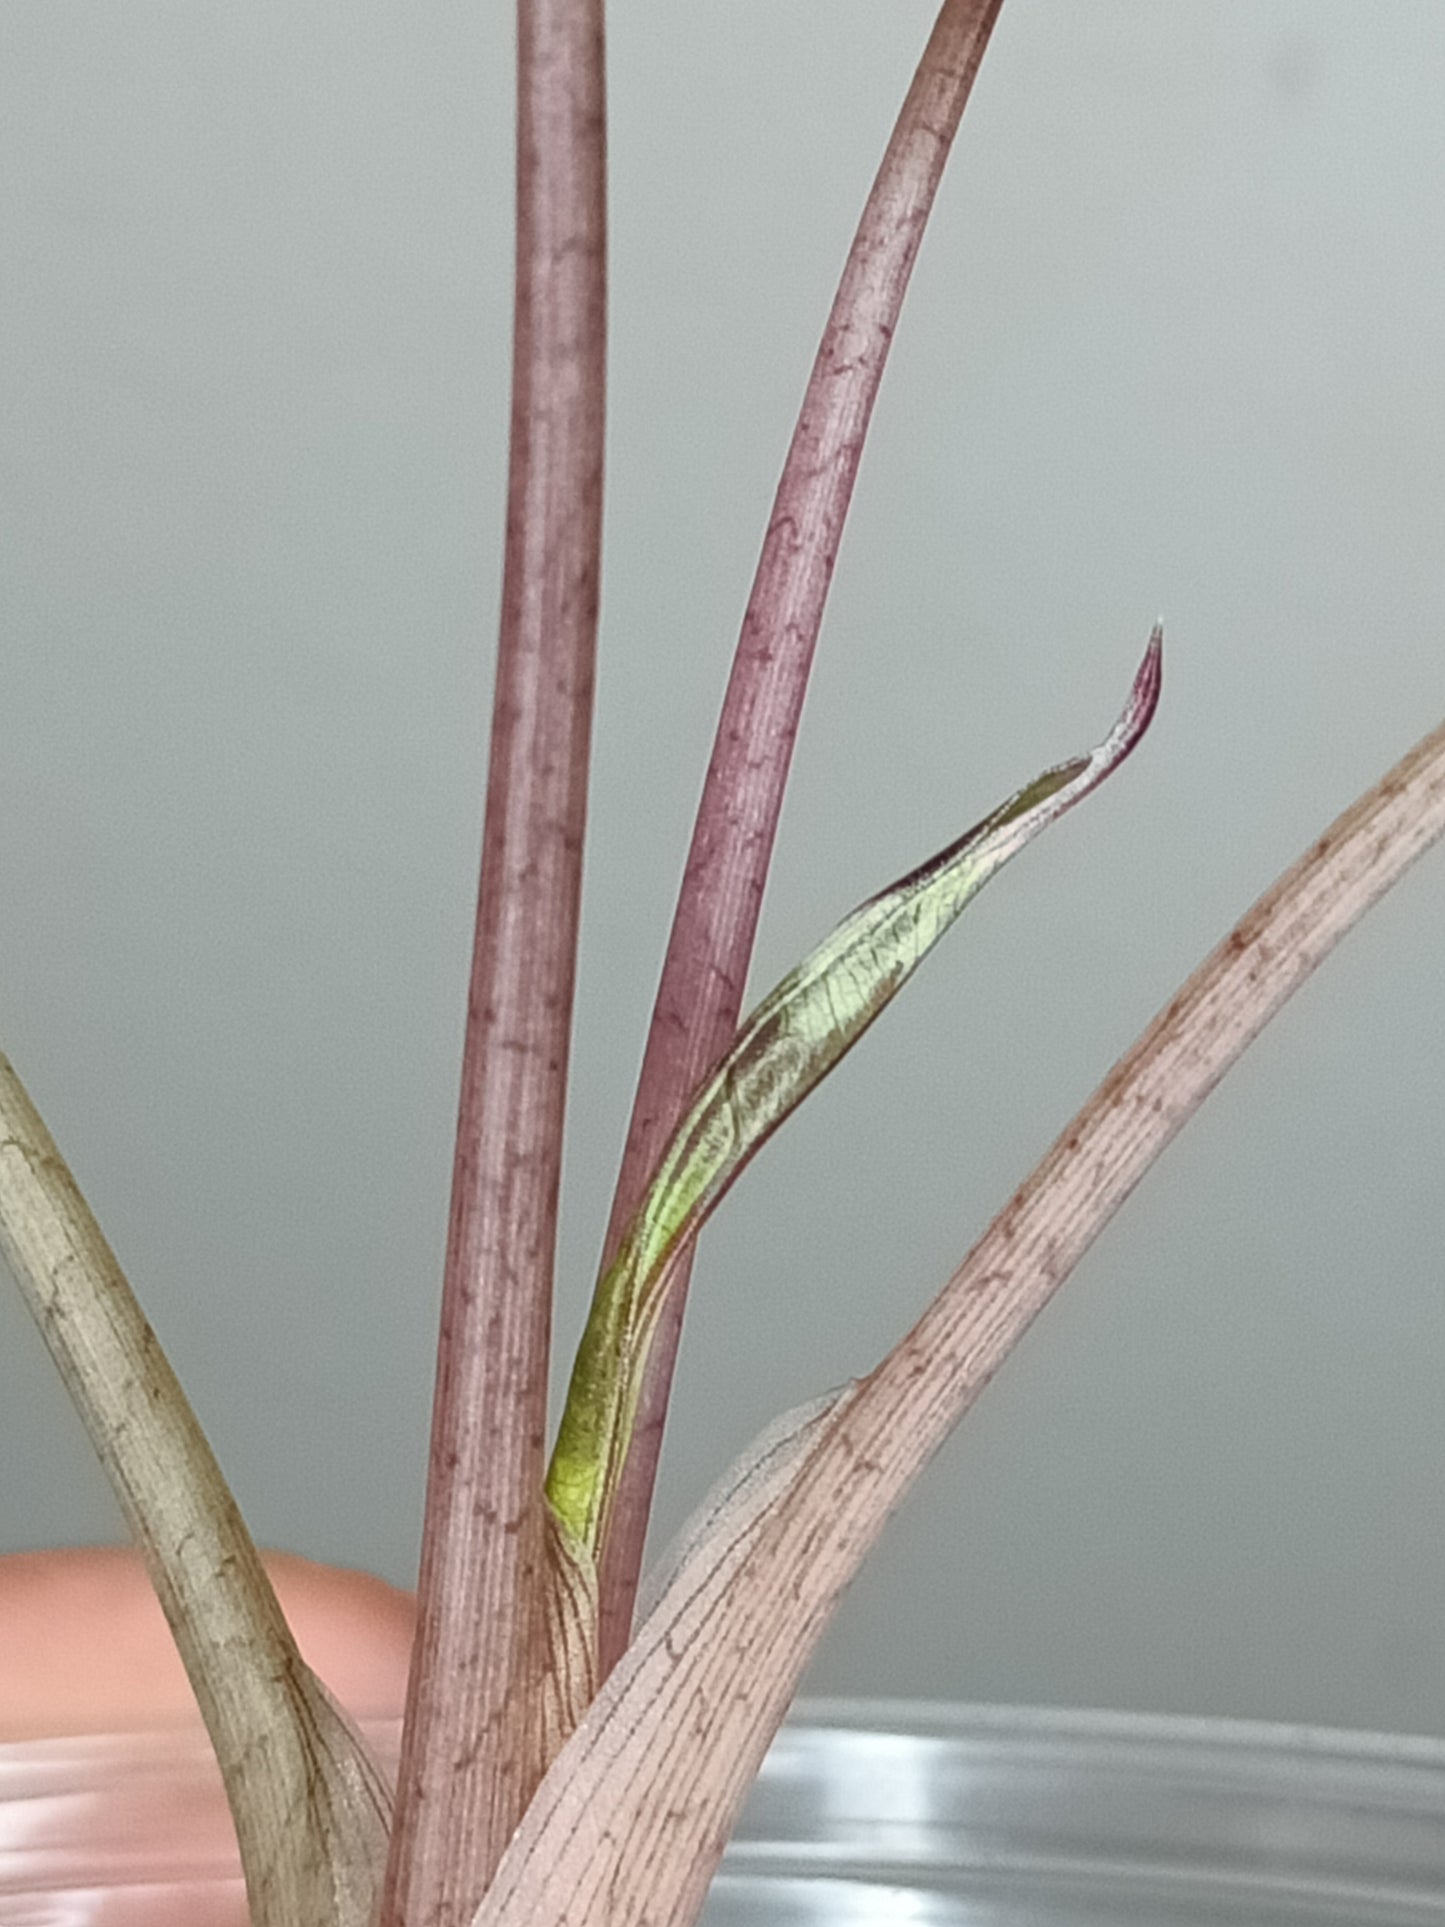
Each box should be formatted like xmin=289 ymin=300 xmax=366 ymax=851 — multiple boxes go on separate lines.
xmin=2 ymin=3 xmax=1442 ymax=1733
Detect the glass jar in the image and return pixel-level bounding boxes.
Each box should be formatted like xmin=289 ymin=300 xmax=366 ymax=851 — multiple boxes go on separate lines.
xmin=4 ymin=1704 xmax=1443 ymax=1924
xmin=707 ymin=1701 xmax=1445 ymax=1925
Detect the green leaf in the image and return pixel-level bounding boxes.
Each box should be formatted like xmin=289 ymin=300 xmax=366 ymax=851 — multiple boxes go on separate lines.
xmin=546 ymin=628 xmax=1162 ymax=1557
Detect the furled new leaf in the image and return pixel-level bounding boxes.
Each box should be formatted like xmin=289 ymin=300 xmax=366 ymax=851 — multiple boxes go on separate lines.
xmin=546 ymin=628 xmax=1162 ymax=1565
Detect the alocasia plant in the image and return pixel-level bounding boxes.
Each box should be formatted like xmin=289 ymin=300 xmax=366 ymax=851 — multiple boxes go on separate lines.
xmin=3 ymin=4 xmax=1444 ymax=1926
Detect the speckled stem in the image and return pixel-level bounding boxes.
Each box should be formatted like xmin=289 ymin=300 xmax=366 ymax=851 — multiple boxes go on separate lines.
xmin=379 ymin=0 xmax=606 ymax=1918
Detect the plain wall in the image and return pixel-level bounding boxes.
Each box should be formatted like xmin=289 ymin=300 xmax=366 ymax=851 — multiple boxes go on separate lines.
xmin=2 ymin=3 xmax=1443 ymax=1733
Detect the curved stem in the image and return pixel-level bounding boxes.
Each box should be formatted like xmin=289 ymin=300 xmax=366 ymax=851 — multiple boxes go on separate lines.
xmin=0 ymin=1058 xmax=390 ymax=1927
xmin=596 ymin=0 xmax=1008 ymax=1673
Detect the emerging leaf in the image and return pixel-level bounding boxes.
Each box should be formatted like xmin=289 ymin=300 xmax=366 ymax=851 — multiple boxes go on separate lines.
xmin=546 ymin=629 xmax=1162 ymax=1563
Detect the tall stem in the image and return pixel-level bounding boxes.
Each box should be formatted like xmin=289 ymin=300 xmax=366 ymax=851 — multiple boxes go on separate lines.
xmin=596 ymin=0 xmax=1007 ymax=1672
xmin=380 ymin=0 xmax=606 ymax=1917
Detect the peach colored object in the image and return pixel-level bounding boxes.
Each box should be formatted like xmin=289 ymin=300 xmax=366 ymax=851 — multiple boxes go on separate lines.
xmin=0 ymin=1547 xmax=415 ymax=1924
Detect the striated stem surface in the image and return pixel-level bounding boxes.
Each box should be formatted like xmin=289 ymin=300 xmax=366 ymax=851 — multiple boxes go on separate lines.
xmin=380 ymin=0 xmax=606 ymax=1918
xmin=0 ymin=1058 xmax=390 ymax=1927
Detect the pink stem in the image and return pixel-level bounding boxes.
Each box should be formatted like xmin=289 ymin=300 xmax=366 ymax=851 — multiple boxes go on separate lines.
xmin=596 ymin=0 xmax=1007 ymax=1674
xmin=380 ymin=0 xmax=606 ymax=1919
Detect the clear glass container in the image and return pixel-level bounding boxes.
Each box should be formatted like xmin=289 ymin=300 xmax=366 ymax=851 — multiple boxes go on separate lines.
xmin=3 ymin=1704 xmax=1443 ymax=1923
xmin=707 ymin=1702 xmax=1445 ymax=1925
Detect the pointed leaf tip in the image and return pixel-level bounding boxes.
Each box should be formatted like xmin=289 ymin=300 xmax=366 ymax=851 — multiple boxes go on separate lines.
xmin=1081 ymin=622 xmax=1161 ymax=777
xmin=1124 ymin=621 xmax=1163 ymax=749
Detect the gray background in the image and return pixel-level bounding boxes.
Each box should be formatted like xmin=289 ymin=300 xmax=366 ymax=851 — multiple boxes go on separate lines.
xmin=3 ymin=3 xmax=1443 ymax=1734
